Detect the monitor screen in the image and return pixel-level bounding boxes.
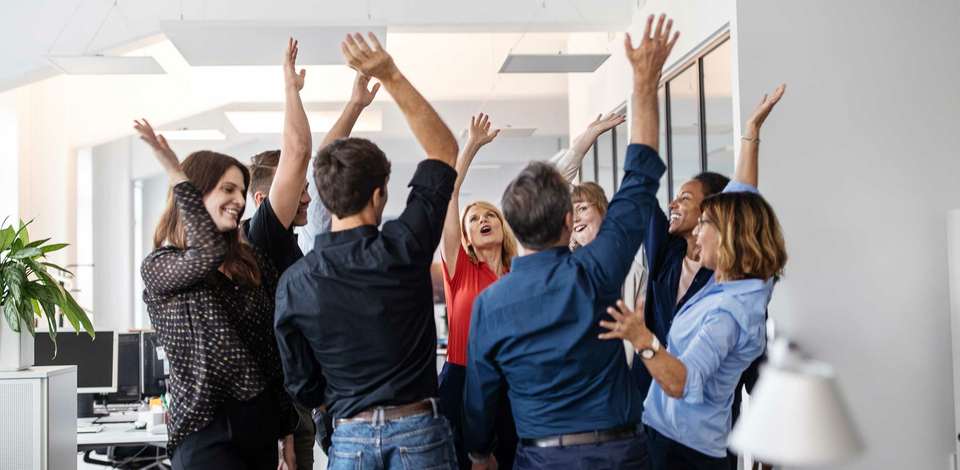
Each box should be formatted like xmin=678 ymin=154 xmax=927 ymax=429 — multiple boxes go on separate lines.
xmin=140 ymin=331 xmax=169 ymax=397
xmin=104 ymin=333 xmax=141 ymax=403
xmin=34 ymin=330 xmax=117 ymax=393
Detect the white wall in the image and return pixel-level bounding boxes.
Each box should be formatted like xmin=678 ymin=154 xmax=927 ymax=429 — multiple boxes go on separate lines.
xmin=735 ymin=1 xmax=960 ymax=468
xmin=0 ymin=89 xmax=18 ymax=223
xmin=91 ymin=138 xmax=134 ymax=332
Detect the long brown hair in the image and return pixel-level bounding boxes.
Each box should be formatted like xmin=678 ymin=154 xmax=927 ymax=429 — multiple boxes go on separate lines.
xmin=153 ymin=151 xmax=261 ymax=287
xmin=701 ymin=192 xmax=787 ymax=283
xmin=459 ymin=201 xmax=519 ymax=271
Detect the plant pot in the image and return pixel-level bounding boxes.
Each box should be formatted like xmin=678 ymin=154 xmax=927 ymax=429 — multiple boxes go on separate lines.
xmin=0 ymin=315 xmax=34 ymax=371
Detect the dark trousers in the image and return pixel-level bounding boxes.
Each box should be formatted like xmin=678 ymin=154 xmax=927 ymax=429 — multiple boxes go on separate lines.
xmin=438 ymin=361 xmax=518 ymax=470
xmin=172 ymin=391 xmax=281 ymax=470
xmin=646 ymin=427 xmax=729 ymax=470
xmin=513 ymin=432 xmax=650 ymax=470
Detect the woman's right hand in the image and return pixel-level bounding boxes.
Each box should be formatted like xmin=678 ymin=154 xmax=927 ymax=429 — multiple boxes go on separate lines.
xmin=134 ymin=119 xmax=187 ymax=185
xmin=468 ymin=113 xmax=500 ymax=147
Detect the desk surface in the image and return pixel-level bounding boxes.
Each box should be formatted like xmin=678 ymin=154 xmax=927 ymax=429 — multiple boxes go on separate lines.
xmin=78 ymin=414 xmax=167 ymax=450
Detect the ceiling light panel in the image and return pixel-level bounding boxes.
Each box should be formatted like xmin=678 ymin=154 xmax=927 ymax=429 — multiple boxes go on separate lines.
xmin=499 ymin=54 xmax=611 ymax=73
xmin=160 ymin=21 xmax=388 ymax=66
xmin=44 ymin=56 xmax=166 ymax=75
xmin=158 ymin=129 xmax=227 ymax=141
xmin=226 ymin=110 xmax=383 ymax=134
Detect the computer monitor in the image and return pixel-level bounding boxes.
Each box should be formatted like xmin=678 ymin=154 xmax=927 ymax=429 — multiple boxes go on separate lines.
xmin=34 ymin=330 xmax=118 ymax=393
xmin=140 ymin=331 xmax=169 ymax=397
xmin=103 ymin=333 xmax=141 ymax=404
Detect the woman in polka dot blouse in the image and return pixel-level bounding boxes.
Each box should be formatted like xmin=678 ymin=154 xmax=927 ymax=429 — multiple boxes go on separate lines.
xmin=134 ymin=119 xmax=297 ymax=470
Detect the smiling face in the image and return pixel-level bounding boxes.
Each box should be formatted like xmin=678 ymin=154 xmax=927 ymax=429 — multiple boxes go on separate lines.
xmin=668 ymin=180 xmax=707 ymax=236
xmin=464 ymin=204 xmax=505 ymax=251
xmin=292 ymin=180 xmax=312 ymax=227
xmin=693 ymin=209 xmax=720 ymax=272
xmin=203 ymin=165 xmax=247 ymax=232
xmin=572 ymin=202 xmax=603 ymax=247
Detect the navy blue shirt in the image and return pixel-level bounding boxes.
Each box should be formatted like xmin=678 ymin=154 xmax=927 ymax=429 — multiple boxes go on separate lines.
xmin=274 ymin=159 xmax=456 ymax=418
xmin=463 ymin=144 xmax=666 ymax=454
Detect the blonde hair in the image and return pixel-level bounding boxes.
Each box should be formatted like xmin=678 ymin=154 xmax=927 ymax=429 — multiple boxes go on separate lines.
xmin=569 ymin=182 xmax=609 ymax=250
xmin=701 ymin=192 xmax=787 ymax=283
xmin=460 ymin=201 xmax=519 ymax=270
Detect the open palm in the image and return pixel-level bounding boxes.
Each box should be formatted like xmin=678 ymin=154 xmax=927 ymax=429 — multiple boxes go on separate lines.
xmin=468 ymin=113 xmax=500 ymax=146
xmin=746 ymin=84 xmax=786 ymax=132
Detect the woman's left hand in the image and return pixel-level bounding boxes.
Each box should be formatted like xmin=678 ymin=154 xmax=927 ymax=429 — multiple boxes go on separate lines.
xmin=599 ymin=300 xmax=652 ymax=350
xmin=278 ymin=434 xmax=296 ymax=470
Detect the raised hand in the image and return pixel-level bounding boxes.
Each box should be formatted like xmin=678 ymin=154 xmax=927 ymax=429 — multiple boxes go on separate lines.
xmin=284 ymin=38 xmax=306 ymax=91
xmin=625 ymin=14 xmax=680 ymax=85
xmin=745 ymin=84 xmax=786 ymax=138
xmin=133 ymin=119 xmax=185 ymax=184
xmin=586 ymin=113 xmax=626 ymax=137
xmin=349 ymin=72 xmax=381 ymax=108
xmin=468 ymin=113 xmax=500 ymax=147
xmin=340 ymin=32 xmax=399 ymax=82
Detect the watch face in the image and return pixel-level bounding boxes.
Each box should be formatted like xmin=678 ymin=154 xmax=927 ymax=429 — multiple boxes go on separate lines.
xmin=641 ymin=349 xmax=655 ymax=359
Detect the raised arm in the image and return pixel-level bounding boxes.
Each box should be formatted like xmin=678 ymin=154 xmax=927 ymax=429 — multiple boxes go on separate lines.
xmin=318 ymin=72 xmax=380 ymax=151
xmin=555 ymin=113 xmax=626 ymax=184
xmin=341 ymin=32 xmax=459 ymax=167
xmin=441 ymin=114 xmax=499 ymax=277
xmin=626 ymin=15 xmax=678 ymax=151
xmin=270 ymin=38 xmax=313 ymax=229
xmin=734 ymin=84 xmax=786 ymax=188
xmin=134 ymin=119 xmax=226 ymax=296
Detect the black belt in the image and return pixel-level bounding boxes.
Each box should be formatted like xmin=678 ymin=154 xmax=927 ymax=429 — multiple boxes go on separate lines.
xmin=521 ymin=424 xmax=638 ymax=448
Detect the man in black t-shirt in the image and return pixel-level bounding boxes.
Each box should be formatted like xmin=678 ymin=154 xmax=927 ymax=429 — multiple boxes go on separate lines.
xmin=275 ymin=32 xmax=460 ymax=470
xmin=242 ymin=41 xmax=381 ymax=467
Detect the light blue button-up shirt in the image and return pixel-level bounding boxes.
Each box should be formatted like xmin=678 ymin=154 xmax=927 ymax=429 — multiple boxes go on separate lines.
xmin=641 ymin=180 xmax=772 ymax=458
xmin=296 ymin=155 xmax=332 ymax=254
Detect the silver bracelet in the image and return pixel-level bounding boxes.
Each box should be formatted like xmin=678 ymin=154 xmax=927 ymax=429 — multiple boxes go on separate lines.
xmin=468 ymin=453 xmax=493 ymax=465
xmin=741 ymin=136 xmax=760 ymax=143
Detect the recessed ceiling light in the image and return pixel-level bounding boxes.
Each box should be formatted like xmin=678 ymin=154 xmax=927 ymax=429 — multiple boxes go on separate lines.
xmin=499 ymin=54 xmax=611 ymax=73
xmin=459 ymin=125 xmax=536 ymax=139
xmin=225 ymin=109 xmax=383 ymax=134
xmin=43 ymin=56 xmax=166 ymax=75
xmin=158 ymin=129 xmax=227 ymax=141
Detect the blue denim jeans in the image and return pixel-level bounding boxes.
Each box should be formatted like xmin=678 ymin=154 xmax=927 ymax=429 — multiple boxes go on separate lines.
xmin=327 ymin=399 xmax=458 ymax=470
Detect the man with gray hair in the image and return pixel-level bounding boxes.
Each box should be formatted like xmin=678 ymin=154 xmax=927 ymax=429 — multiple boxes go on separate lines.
xmin=462 ymin=13 xmax=678 ymax=470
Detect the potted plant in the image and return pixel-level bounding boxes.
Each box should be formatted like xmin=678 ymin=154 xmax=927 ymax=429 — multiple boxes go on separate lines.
xmin=0 ymin=217 xmax=94 ymax=371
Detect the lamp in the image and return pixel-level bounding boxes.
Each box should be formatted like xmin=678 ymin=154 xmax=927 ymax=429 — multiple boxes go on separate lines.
xmin=729 ymin=340 xmax=864 ymax=467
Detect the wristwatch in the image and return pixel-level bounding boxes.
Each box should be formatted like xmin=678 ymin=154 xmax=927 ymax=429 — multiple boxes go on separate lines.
xmin=640 ymin=335 xmax=660 ymax=359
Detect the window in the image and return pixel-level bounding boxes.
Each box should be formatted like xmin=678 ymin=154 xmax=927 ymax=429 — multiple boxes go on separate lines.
xmin=577 ymin=33 xmax=732 ymax=213
xmin=659 ymin=33 xmax=733 ymax=205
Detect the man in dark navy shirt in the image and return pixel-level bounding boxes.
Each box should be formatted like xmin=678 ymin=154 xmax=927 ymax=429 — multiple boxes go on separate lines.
xmin=274 ymin=32 xmax=460 ymax=470
xmin=462 ymin=15 xmax=677 ymax=470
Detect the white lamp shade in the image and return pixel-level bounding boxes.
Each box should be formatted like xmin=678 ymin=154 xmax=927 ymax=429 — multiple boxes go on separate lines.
xmin=729 ymin=361 xmax=864 ymax=466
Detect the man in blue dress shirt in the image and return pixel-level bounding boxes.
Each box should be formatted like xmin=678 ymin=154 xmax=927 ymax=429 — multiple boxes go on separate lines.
xmin=462 ymin=14 xmax=679 ymax=470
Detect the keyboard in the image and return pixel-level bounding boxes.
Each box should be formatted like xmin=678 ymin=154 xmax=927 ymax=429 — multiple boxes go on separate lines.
xmin=105 ymin=403 xmax=140 ymax=412
xmin=77 ymin=425 xmax=105 ymax=434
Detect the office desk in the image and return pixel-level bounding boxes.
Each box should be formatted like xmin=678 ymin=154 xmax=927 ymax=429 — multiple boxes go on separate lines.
xmin=77 ymin=416 xmax=167 ymax=452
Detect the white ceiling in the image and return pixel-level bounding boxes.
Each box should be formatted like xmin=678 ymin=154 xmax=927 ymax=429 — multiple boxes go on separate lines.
xmin=0 ymin=0 xmax=633 ymax=92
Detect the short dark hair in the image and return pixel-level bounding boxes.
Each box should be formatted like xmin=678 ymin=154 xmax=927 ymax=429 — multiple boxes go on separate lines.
xmin=314 ymin=138 xmax=391 ymax=218
xmin=249 ymin=150 xmax=280 ymax=198
xmin=692 ymin=172 xmax=731 ymax=198
xmin=502 ymin=161 xmax=572 ymax=250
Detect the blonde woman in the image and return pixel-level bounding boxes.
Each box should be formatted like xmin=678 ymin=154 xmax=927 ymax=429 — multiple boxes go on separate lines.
xmin=438 ymin=113 xmax=520 ymax=470
xmin=600 ymin=189 xmax=787 ymax=469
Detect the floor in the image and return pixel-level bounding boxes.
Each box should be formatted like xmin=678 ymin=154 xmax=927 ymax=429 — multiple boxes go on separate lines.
xmin=77 ymin=442 xmax=329 ymax=469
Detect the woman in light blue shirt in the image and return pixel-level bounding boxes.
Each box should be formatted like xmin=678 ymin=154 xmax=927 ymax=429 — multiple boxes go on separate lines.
xmin=600 ymin=188 xmax=787 ymax=469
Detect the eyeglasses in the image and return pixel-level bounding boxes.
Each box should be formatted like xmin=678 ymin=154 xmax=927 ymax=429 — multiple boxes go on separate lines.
xmin=697 ymin=217 xmax=715 ymax=229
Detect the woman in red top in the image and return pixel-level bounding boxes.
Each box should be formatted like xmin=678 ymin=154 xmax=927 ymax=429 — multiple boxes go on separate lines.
xmin=439 ymin=113 xmax=520 ymax=470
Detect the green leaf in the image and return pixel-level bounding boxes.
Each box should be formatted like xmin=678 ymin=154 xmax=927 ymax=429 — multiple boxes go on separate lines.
xmin=2 ymin=263 xmax=26 ymax=304
xmin=10 ymin=238 xmax=23 ymax=256
xmin=18 ymin=300 xmax=34 ymax=337
xmin=61 ymin=290 xmax=94 ymax=339
xmin=18 ymin=219 xmax=29 ymax=245
xmin=23 ymin=238 xmax=51 ymax=250
xmin=11 ymin=247 xmax=42 ymax=260
xmin=40 ymin=243 xmax=69 ymax=254
xmin=3 ymin=301 xmax=19 ymax=333
xmin=25 ymin=282 xmax=57 ymax=305
xmin=40 ymin=262 xmax=73 ymax=277
xmin=0 ymin=226 xmax=15 ymax=253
